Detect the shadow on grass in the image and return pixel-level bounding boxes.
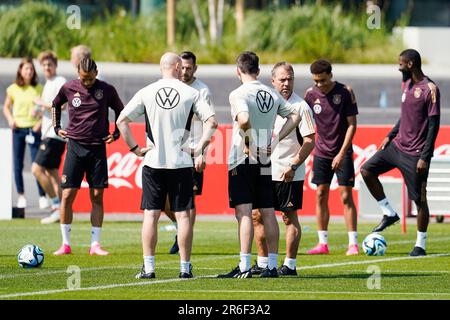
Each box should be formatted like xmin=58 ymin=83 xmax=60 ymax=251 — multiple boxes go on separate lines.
xmin=298 ymin=273 xmax=439 ymax=280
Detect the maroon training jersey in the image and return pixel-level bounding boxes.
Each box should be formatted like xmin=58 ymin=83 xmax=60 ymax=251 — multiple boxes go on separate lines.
xmin=393 ymin=77 xmax=440 ymax=156
xmin=304 ymin=81 xmax=358 ymax=159
xmin=52 ymin=79 xmax=124 ymax=145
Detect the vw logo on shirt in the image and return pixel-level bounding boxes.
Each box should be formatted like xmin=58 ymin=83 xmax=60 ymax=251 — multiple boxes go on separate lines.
xmin=72 ymin=97 xmax=82 ymax=107
xmin=156 ymin=87 xmax=180 ymax=109
xmin=256 ymin=90 xmax=274 ymax=113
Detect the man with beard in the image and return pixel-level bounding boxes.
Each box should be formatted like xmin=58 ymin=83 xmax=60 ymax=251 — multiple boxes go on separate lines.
xmin=361 ymin=49 xmax=441 ymax=256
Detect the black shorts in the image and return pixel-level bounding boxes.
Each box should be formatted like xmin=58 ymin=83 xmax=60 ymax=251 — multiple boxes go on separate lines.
xmin=141 ymin=166 xmax=194 ymax=212
xmin=193 ymin=170 xmax=203 ymax=196
xmin=34 ymin=138 xmax=66 ymax=169
xmin=228 ymin=162 xmax=273 ymax=209
xmin=361 ymin=142 xmax=429 ymax=201
xmin=273 ymin=180 xmax=304 ymax=212
xmin=312 ymin=152 xmax=355 ymax=187
xmin=61 ymin=139 xmax=108 ymax=189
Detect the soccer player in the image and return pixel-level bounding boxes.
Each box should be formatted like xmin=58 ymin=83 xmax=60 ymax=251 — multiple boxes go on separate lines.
xmin=361 ymin=49 xmax=440 ymax=256
xmin=304 ymin=59 xmax=359 ymax=256
xmin=117 ymin=52 xmax=217 ymax=279
xmin=163 ymin=51 xmax=215 ymax=255
xmin=52 ymin=58 xmax=124 ymax=256
xmin=32 ymin=51 xmax=67 ymax=224
xmin=251 ymin=62 xmax=315 ymax=276
xmin=218 ymin=51 xmax=300 ymax=278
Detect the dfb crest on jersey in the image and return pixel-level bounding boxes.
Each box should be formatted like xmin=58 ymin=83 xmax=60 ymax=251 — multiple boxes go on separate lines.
xmin=95 ymin=89 xmax=104 ymax=100
xmin=414 ymin=88 xmax=422 ymax=99
xmin=256 ymin=90 xmax=274 ymax=113
xmin=333 ymin=94 xmax=341 ymax=105
xmin=156 ymin=87 xmax=180 ymax=109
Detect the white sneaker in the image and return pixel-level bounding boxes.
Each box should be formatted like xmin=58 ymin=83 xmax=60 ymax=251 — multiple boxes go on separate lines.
xmin=40 ymin=210 xmax=60 ymax=224
xmin=39 ymin=196 xmax=50 ymax=210
xmin=17 ymin=195 xmax=27 ymax=209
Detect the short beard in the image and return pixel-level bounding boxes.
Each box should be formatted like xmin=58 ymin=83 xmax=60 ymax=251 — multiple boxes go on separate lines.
xmin=402 ymin=70 xmax=412 ymax=82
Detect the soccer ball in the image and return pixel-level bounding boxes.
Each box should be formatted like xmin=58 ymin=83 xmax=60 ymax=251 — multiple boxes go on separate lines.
xmin=17 ymin=244 xmax=44 ymax=268
xmin=362 ymin=233 xmax=387 ymax=256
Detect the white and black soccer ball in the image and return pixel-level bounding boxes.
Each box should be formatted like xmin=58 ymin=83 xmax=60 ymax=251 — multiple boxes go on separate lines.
xmin=17 ymin=244 xmax=44 ymax=268
xmin=362 ymin=233 xmax=387 ymax=256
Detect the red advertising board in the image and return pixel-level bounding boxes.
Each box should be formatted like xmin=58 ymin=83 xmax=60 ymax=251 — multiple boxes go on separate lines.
xmin=72 ymin=124 xmax=450 ymax=216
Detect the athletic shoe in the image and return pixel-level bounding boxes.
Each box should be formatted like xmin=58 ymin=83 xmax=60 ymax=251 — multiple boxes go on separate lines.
xmin=16 ymin=195 xmax=27 ymax=209
xmin=306 ymin=243 xmax=329 ymax=255
xmin=346 ymin=244 xmax=359 ymax=256
xmin=409 ymin=246 xmax=426 ymax=257
xmin=260 ymin=267 xmax=279 ymax=278
xmin=89 ymin=243 xmax=109 ymax=256
xmin=217 ymin=266 xmax=252 ymax=278
xmin=250 ymin=261 xmax=265 ymax=275
xmin=169 ymin=235 xmax=179 ymax=254
xmin=372 ymin=214 xmax=400 ymax=232
xmin=40 ymin=210 xmax=60 ymax=224
xmin=179 ymin=265 xmax=193 ymax=279
xmin=135 ymin=265 xmax=155 ymax=279
xmin=53 ymin=244 xmax=71 ymax=256
xmin=39 ymin=196 xmax=50 ymax=210
xmin=278 ymin=265 xmax=297 ymax=276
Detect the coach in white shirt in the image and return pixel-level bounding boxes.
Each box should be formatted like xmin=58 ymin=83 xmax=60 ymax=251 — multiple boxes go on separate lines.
xmin=252 ymin=62 xmax=315 ymax=277
xmin=117 ymin=52 xmax=218 ymax=279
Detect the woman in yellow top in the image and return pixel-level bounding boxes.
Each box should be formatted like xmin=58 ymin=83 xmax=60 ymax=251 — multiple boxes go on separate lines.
xmin=3 ymin=57 xmax=46 ymax=209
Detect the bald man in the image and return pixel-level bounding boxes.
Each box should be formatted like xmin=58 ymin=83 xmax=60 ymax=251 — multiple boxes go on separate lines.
xmin=117 ymin=52 xmax=218 ymax=279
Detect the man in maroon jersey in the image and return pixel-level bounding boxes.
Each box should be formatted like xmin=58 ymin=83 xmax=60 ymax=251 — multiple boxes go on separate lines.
xmin=361 ymin=49 xmax=440 ymax=256
xmin=51 ymin=58 xmax=124 ymax=256
xmin=304 ymin=59 xmax=359 ymax=256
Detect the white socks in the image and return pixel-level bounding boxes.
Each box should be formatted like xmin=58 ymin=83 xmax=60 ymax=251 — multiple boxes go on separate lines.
xmin=144 ymin=256 xmax=155 ymax=273
xmin=239 ymin=253 xmax=251 ymax=272
xmin=348 ymin=231 xmax=358 ymax=246
xmin=268 ymin=253 xmax=278 ymax=270
xmin=257 ymin=255 xmax=268 ymax=268
xmin=91 ymin=227 xmax=102 ymax=246
xmin=284 ymin=257 xmax=296 ymax=270
xmin=378 ymin=198 xmax=397 ymax=217
xmin=318 ymin=230 xmax=328 ymax=244
xmin=60 ymin=224 xmax=71 ymax=245
xmin=415 ymin=231 xmax=427 ymax=249
xmin=180 ymin=260 xmax=191 ymax=273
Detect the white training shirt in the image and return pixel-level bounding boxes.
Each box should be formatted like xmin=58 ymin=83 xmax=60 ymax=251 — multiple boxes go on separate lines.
xmin=122 ymin=78 xmax=215 ymax=169
xmin=228 ymin=80 xmax=295 ymax=171
xmin=41 ymin=75 xmax=67 ymax=140
xmin=271 ymin=92 xmax=316 ymax=181
xmin=188 ymin=78 xmax=214 ymax=149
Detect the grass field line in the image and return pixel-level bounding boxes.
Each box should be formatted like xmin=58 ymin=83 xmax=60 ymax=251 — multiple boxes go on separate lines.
xmin=1 ymin=252 xmax=449 ymax=299
xmin=0 ymin=255 xmax=237 ymax=280
xmin=142 ymin=289 xmax=450 ymax=297
xmin=297 ymin=253 xmax=450 ymax=270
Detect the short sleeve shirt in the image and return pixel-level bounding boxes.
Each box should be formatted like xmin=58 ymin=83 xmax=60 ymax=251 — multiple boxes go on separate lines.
xmin=41 ymin=76 xmax=67 ymax=140
xmin=187 ymin=78 xmax=215 ymax=149
xmin=393 ymin=77 xmax=440 ymax=156
xmin=271 ymin=93 xmax=315 ymax=181
xmin=228 ymin=80 xmax=295 ymax=170
xmin=121 ymin=78 xmax=215 ymax=169
xmin=6 ymin=83 xmax=43 ymax=128
xmin=304 ymin=82 xmax=358 ymax=159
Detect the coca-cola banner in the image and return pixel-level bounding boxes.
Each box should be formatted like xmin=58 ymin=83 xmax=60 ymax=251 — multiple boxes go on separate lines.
xmin=72 ymin=124 xmax=450 ymax=216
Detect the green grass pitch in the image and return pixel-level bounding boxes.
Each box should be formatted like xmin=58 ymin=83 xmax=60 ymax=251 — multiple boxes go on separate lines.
xmin=1 ymin=218 xmax=449 ymax=300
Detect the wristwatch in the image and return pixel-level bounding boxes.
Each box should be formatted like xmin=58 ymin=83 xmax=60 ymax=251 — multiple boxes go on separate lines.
xmin=290 ymin=163 xmax=300 ymax=171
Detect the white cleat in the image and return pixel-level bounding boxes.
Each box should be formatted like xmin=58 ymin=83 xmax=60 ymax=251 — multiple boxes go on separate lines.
xmin=17 ymin=195 xmax=27 ymax=209
xmin=39 ymin=196 xmax=50 ymax=209
xmin=40 ymin=210 xmax=60 ymax=224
